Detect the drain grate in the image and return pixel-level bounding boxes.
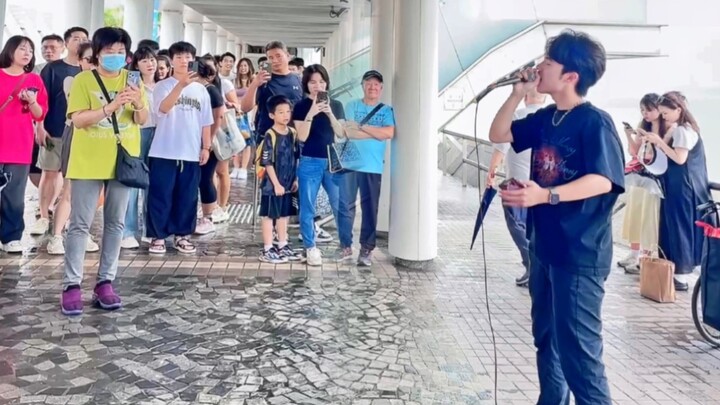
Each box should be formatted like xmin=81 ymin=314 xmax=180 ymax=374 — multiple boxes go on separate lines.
xmin=226 ymin=203 xmax=258 ymax=225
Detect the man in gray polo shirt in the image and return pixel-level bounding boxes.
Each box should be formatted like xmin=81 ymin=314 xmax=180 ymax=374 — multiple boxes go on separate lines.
xmin=486 ymin=89 xmax=545 ymax=287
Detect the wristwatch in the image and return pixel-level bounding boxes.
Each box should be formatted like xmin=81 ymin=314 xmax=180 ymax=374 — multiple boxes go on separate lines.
xmin=548 ymin=188 xmax=560 ymax=205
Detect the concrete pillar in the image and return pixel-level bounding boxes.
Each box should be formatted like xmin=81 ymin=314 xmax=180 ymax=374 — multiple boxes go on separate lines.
xmin=388 ymin=0 xmax=438 ymax=265
xmin=371 ymin=0 xmax=395 ymax=234
xmin=184 ymin=21 xmax=202 ymax=49
xmin=160 ymin=8 xmax=184 ymax=49
xmin=124 ymin=0 xmax=154 ymax=45
xmin=226 ymin=34 xmax=236 ymax=54
xmin=0 ymin=0 xmax=6 ymax=46
xmin=216 ymin=28 xmax=227 ymax=55
xmin=90 ymin=0 xmax=105 ymax=34
xmin=201 ymin=20 xmax=217 ymax=55
xmin=62 ymin=0 xmax=92 ymax=33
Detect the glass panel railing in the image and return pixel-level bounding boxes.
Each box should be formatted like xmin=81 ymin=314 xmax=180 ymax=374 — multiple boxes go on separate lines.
xmin=328 ymin=49 xmax=371 ymax=105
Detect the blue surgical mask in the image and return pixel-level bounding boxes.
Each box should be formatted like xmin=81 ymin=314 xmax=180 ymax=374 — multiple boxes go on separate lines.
xmin=100 ymin=54 xmax=127 ymax=72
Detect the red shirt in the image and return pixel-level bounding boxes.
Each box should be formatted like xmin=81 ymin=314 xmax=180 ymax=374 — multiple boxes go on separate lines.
xmin=0 ymin=69 xmax=48 ymax=164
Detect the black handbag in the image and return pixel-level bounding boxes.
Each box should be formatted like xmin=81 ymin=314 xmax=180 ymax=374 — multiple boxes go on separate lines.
xmin=91 ymin=70 xmax=149 ymax=189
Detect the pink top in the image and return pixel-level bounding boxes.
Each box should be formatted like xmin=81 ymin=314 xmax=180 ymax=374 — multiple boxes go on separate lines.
xmin=0 ymin=69 xmax=48 ymax=164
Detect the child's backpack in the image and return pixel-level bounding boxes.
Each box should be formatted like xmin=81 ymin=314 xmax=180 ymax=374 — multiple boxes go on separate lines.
xmin=255 ymin=127 xmax=297 ymax=180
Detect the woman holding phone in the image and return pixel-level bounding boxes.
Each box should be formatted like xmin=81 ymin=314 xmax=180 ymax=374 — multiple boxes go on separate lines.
xmin=0 ymin=35 xmax=48 ymax=253
xmin=617 ymin=93 xmax=666 ymax=274
xmin=292 ymin=64 xmax=345 ymax=266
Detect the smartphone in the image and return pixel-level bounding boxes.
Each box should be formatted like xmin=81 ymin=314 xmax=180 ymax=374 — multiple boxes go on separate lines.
xmin=26 ymin=87 xmax=39 ymax=93
xmin=316 ymin=91 xmax=328 ymax=104
xmin=189 ymin=61 xmax=199 ymax=73
xmin=259 ymin=61 xmax=270 ymax=72
xmin=127 ymin=70 xmax=141 ymax=88
xmin=499 ymin=178 xmax=526 ymax=190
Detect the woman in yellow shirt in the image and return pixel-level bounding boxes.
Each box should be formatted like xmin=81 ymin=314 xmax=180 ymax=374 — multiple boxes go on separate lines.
xmin=60 ymin=27 xmax=147 ymax=316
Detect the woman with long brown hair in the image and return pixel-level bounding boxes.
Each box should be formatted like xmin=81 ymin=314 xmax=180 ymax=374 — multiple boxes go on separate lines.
xmin=638 ymin=92 xmax=711 ymax=291
xmin=231 ymin=57 xmax=256 ymax=179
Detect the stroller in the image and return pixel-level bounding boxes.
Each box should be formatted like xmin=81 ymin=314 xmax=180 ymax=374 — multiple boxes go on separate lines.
xmin=692 ymin=200 xmax=720 ymax=347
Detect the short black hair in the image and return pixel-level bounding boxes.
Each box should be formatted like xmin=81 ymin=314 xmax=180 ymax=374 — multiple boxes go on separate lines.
xmin=301 ymin=64 xmax=330 ymax=94
xmin=267 ymin=95 xmax=291 ymax=114
xmin=0 ymin=35 xmax=36 ymax=73
xmin=289 ymin=57 xmax=304 ymax=68
xmin=265 ymin=41 xmax=287 ymax=54
xmin=41 ymin=34 xmax=63 ymax=44
xmin=137 ymin=39 xmax=159 ymax=52
xmin=220 ymin=52 xmax=236 ymax=62
xmin=257 ymin=56 xmax=268 ymax=64
xmin=90 ymin=27 xmax=132 ymax=65
xmin=545 ymin=29 xmax=606 ymax=97
xmin=198 ymin=54 xmax=218 ymax=81
xmin=168 ymin=41 xmax=196 ymax=59
xmin=157 ymin=49 xmax=170 ymax=57
xmin=64 ymin=27 xmax=89 ymax=42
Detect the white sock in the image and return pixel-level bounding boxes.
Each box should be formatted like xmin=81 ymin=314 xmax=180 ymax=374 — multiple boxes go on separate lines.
xmin=675 ymin=274 xmax=689 ymax=283
xmin=264 ymin=244 xmax=273 ymax=252
xmin=630 ymin=249 xmax=640 ymax=258
xmin=278 ymin=240 xmax=288 ymax=249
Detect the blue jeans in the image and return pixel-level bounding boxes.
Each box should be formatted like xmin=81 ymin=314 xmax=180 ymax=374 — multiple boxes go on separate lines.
xmin=529 ymin=257 xmax=612 ymax=405
xmin=123 ymin=127 xmax=154 ymax=238
xmin=503 ymin=206 xmax=530 ymax=269
xmin=337 ymin=171 xmax=382 ymax=251
xmin=297 ymin=156 xmax=340 ymax=249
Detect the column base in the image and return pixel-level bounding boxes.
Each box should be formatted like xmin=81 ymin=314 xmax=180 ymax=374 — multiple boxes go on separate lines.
xmin=376 ymin=230 xmax=389 ymax=240
xmin=393 ymin=257 xmax=433 ymax=270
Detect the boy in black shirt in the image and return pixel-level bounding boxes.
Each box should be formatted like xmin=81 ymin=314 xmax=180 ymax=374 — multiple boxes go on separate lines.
xmin=490 ymin=30 xmax=624 ymax=404
xmin=259 ymin=96 xmax=300 ymax=264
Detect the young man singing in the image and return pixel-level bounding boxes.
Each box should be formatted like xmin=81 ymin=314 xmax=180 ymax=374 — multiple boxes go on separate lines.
xmin=489 ymin=30 xmax=625 ymax=404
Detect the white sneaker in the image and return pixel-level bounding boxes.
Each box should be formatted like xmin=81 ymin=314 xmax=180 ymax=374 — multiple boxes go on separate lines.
xmin=315 ymin=224 xmax=333 ymax=243
xmin=86 ymin=236 xmax=100 ymax=253
xmin=212 ymin=207 xmax=230 ymax=224
xmin=306 ymin=247 xmax=323 ymax=266
xmin=230 ymin=168 xmax=240 ymax=179
xmin=141 ymin=236 xmax=152 ymax=244
xmin=120 ymin=237 xmax=140 ymax=249
xmin=237 ymin=168 xmax=248 ymax=180
xmin=2 ymin=240 xmax=23 ymax=253
xmin=47 ymin=235 xmax=65 ymax=255
xmin=194 ymin=217 xmax=216 ymax=235
xmin=617 ymin=252 xmax=639 ymax=268
xmin=29 ymin=218 xmax=50 ymax=235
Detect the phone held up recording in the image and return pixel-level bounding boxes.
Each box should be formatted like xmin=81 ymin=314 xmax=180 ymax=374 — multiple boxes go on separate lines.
xmin=127 ymin=70 xmax=141 ymax=88
xmin=316 ymin=91 xmax=328 ymax=104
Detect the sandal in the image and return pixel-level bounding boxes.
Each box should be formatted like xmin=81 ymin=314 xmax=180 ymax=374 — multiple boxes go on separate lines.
xmin=148 ymin=238 xmax=166 ymax=254
xmin=174 ymin=236 xmax=196 ymax=254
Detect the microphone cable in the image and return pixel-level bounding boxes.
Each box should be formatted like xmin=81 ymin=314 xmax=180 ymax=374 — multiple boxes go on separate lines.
xmin=473 ymin=100 xmax=498 ymax=405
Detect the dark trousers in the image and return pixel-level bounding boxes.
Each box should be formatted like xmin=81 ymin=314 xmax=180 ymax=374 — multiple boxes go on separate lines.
xmin=529 ymin=257 xmax=612 ymax=405
xmin=337 ymin=171 xmax=381 ymax=251
xmin=503 ymin=206 xmax=530 ymax=269
xmin=0 ymin=164 xmax=30 ymax=244
xmin=199 ymin=152 xmax=219 ymax=204
xmin=146 ymin=157 xmax=200 ymax=239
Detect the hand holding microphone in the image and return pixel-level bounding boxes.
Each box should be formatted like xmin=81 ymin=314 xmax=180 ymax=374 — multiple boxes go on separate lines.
xmin=510 ymin=67 xmax=540 ymax=96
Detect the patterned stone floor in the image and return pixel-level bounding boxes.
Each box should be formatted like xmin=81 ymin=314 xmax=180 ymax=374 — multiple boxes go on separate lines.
xmin=1 ymin=174 xmax=720 ymax=404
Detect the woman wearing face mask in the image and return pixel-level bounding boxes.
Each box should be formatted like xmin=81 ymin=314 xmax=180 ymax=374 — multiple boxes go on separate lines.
xmin=193 ymin=55 xmax=226 ymax=235
xmin=121 ymin=47 xmax=160 ymax=249
xmin=60 ymin=27 xmax=147 ymax=316
xmin=0 ymin=36 xmax=48 ymax=253
xmin=292 ymin=64 xmax=345 ymax=266
xmin=639 ymin=92 xmax=711 ymax=292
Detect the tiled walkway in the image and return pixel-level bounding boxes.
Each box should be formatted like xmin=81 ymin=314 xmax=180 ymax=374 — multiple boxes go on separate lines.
xmin=1 ymin=174 xmax=719 ymax=405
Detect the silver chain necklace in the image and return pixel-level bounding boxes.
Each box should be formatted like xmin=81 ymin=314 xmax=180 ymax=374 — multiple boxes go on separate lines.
xmin=551 ymin=100 xmax=585 ymax=127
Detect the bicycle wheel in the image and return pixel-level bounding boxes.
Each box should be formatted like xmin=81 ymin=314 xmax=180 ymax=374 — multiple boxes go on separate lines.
xmin=692 ymin=278 xmax=720 ymax=347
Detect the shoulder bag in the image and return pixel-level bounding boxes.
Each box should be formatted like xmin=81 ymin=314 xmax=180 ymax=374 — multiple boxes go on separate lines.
xmin=91 ymin=70 xmax=149 ymax=189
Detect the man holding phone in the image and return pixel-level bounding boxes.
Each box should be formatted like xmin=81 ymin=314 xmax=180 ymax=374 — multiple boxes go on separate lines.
xmin=240 ymin=41 xmax=303 ymax=143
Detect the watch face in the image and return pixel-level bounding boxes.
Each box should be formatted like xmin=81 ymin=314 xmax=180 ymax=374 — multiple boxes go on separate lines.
xmin=550 ymin=192 xmax=560 ymax=205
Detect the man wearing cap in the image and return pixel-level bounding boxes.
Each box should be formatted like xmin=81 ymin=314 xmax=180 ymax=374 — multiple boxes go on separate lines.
xmin=337 ymin=70 xmax=396 ymax=266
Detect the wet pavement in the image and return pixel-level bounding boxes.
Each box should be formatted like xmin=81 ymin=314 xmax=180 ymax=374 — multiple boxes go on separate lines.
xmin=1 ymin=174 xmax=720 ymax=404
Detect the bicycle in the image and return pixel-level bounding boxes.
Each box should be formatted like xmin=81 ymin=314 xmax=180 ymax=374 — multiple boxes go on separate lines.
xmin=691 ymin=200 xmax=720 ymax=347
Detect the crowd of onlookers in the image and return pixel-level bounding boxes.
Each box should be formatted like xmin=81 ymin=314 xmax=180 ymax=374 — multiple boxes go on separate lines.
xmin=0 ymin=25 xmax=395 ymax=315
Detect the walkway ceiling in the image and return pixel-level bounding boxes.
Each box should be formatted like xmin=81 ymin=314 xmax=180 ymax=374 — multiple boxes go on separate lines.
xmin=181 ymin=0 xmax=349 ymax=48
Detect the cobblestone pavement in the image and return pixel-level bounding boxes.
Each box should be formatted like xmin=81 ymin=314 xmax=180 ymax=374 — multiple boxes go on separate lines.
xmin=1 ymin=174 xmax=720 ymax=404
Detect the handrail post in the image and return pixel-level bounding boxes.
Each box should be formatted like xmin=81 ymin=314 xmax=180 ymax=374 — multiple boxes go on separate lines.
xmin=461 ymin=139 xmax=467 ymax=187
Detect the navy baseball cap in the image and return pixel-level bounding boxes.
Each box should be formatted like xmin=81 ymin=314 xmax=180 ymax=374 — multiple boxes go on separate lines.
xmin=362 ymin=70 xmax=383 ymax=83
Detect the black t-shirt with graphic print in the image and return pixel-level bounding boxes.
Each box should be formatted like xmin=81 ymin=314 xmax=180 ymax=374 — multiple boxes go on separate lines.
xmin=260 ymin=127 xmax=298 ymax=196
xmin=510 ymin=102 xmax=625 ymax=274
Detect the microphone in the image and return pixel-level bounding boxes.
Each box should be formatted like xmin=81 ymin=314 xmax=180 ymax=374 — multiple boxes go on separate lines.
xmin=490 ymin=71 xmax=537 ymax=89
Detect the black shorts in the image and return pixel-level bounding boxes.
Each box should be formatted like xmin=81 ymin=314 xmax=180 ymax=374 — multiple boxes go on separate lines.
xmin=29 ymin=143 xmax=41 ymax=174
xmin=259 ymin=193 xmax=298 ymax=219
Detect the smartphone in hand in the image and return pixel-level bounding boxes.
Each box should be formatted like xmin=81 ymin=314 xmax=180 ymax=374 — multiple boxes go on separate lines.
xmin=316 ymin=91 xmax=329 ymax=104
xmin=127 ymin=70 xmax=141 ymax=88
xmin=189 ymin=61 xmax=199 ymax=74
xmin=499 ymin=178 xmax=526 ymax=190
xmin=259 ymin=61 xmax=270 ymax=72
